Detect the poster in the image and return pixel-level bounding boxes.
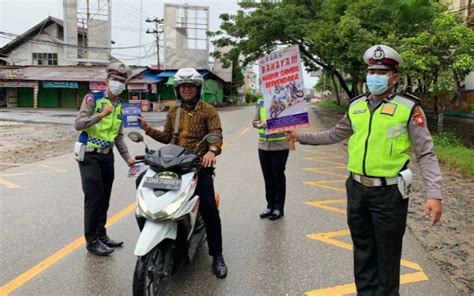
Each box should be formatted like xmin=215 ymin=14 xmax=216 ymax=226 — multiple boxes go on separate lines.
xmin=122 ymin=102 xmax=141 ymax=128
xmin=259 ymin=45 xmax=309 ymax=134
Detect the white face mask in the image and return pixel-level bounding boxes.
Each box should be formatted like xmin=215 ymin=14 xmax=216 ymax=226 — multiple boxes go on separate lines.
xmin=108 ymin=80 xmax=126 ymax=96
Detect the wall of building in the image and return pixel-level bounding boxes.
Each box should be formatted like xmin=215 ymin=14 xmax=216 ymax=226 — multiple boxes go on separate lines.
xmin=8 ymin=31 xmax=65 ymax=66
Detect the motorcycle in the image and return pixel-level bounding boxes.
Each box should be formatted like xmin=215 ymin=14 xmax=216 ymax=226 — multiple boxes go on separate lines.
xmin=127 ymin=131 xmax=222 ymax=296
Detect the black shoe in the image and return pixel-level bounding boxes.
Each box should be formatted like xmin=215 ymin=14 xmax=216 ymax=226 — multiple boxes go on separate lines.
xmin=212 ymin=255 xmax=228 ymax=278
xmin=86 ymin=239 xmax=114 ymax=256
xmin=99 ymin=235 xmax=124 ymax=248
xmin=259 ymin=208 xmax=272 ymax=219
xmin=269 ymin=209 xmax=284 ymax=220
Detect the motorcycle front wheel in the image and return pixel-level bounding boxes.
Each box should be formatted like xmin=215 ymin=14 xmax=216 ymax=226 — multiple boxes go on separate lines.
xmin=133 ymin=241 xmax=170 ymax=296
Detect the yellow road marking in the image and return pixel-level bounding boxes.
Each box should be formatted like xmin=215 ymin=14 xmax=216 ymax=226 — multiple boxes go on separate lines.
xmin=239 ymin=128 xmax=250 ymax=135
xmin=304 ymin=157 xmax=347 ymax=166
xmin=304 ymin=199 xmax=346 ymax=214
xmin=304 ymin=180 xmax=347 ymax=193
xmin=305 ymin=229 xmax=429 ymax=295
xmin=303 ymin=168 xmax=347 ymax=178
xmin=0 ymin=172 xmax=29 ymax=177
xmin=38 ymin=164 xmax=67 ymax=173
xmin=0 ymin=202 xmax=136 ymax=295
xmin=0 ymin=163 xmax=20 ymax=167
xmin=222 ymin=141 xmax=230 ymax=149
xmin=0 ymin=179 xmax=21 ymax=189
xmin=44 ymin=160 xmax=75 ymax=164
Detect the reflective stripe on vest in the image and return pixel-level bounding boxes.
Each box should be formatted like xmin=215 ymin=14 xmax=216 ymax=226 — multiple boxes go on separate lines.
xmin=257 ymin=99 xmax=286 ymax=142
xmin=347 ymin=95 xmax=415 ymax=177
xmin=83 ymin=96 xmax=123 ymax=148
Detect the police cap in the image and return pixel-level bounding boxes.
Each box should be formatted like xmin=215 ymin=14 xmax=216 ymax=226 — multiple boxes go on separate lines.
xmin=363 ymin=45 xmax=403 ymax=70
xmin=105 ymin=62 xmax=132 ymax=81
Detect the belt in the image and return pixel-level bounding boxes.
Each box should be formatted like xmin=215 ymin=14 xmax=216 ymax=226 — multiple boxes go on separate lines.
xmin=84 ymin=146 xmax=111 ymax=154
xmin=351 ymin=173 xmax=398 ymax=187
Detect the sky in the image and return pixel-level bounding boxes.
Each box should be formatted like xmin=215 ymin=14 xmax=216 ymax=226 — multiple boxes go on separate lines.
xmin=0 ymin=0 xmax=318 ymax=88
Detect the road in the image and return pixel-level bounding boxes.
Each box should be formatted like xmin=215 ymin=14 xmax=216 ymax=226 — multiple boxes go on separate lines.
xmin=0 ymin=106 xmax=457 ymax=295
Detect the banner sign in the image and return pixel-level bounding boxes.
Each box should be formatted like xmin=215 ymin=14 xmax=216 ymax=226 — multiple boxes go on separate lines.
xmin=43 ymin=81 xmax=78 ymax=89
xmin=89 ymin=82 xmax=107 ymax=90
xmin=122 ymin=102 xmax=142 ymax=128
xmin=259 ymin=45 xmax=309 ymax=134
xmin=0 ymin=81 xmax=36 ymax=88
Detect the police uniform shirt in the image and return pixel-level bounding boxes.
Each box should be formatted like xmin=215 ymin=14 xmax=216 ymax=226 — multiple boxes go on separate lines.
xmin=295 ymin=95 xmax=442 ymax=199
xmin=74 ymin=95 xmax=131 ymax=162
xmin=252 ymin=105 xmax=289 ymax=151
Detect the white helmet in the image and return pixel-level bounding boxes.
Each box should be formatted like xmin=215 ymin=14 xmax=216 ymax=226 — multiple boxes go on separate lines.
xmin=173 ymin=68 xmax=203 ymax=100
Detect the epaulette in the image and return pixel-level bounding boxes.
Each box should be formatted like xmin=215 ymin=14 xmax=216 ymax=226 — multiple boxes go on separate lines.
xmin=396 ymin=93 xmax=420 ymax=103
xmin=349 ymin=92 xmax=369 ymax=103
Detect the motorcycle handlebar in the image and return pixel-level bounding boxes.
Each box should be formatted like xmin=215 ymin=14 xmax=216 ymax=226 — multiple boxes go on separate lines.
xmin=135 ymin=155 xmax=145 ymax=160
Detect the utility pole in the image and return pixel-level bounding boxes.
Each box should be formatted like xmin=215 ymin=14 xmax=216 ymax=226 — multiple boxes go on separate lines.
xmin=146 ymin=17 xmax=164 ymax=69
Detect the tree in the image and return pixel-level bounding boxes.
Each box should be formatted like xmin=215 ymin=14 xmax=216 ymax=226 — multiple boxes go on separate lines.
xmin=210 ymin=0 xmax=438 ymax=101
xmin=400 ymin=12 xmax=474 ymax=133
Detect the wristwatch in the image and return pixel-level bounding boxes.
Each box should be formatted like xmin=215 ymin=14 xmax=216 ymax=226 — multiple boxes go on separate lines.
xmin=209 ymin=145 xmax=219 ymax=154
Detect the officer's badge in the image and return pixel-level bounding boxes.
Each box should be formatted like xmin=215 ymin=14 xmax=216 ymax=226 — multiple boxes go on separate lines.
xmin=373 ymin=46 xmax=385 ymax=61
xmin=381 ymin=103 xmax=397 ymax=116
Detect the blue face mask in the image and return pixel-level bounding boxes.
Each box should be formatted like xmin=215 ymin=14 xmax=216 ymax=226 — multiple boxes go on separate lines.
xmin=366 ymin=74 xmax=391 ymax=95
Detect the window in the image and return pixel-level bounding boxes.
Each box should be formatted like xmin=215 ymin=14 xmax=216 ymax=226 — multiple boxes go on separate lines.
xmin=32 ymin=53 xmax=58 ymax=65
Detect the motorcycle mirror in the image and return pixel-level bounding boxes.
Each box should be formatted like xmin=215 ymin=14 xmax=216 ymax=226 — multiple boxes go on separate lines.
xmin=128 ymin=131 xmax=144 ymax=143
xmin=203 ymin=133 xmax=222 ymax=145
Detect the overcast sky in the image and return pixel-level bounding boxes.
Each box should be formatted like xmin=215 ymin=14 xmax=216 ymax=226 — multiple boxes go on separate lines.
xmin=0 ymin=0 xmax=318 ymax=88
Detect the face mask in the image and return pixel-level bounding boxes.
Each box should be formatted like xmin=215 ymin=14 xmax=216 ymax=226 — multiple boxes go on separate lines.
xmin=366 ymin=74 xmax=391 ymax=95
xmin=108 ymin=80 xmax=126 ymax=96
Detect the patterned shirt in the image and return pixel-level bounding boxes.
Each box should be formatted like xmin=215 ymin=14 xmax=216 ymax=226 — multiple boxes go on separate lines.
xmin=144 ymin=100 xmax=223 ymax=156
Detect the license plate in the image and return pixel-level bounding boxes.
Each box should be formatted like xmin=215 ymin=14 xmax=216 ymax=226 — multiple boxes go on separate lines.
xmin=143 ymin=171 xmax=182 ymax=191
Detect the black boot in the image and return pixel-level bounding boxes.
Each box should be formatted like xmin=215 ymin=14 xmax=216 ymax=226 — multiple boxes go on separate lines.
xmin=212 ymin=255 xmax=228 ymax=278
xmin=86 ymin=239 xmax=114 ymax=256
xmin=100 ymin=235 xmax=124 ymax=248
xmin=259 ymin=208 xmax=272 ymax=219
xmin=269 ymin=209 xmax=284 ymax=220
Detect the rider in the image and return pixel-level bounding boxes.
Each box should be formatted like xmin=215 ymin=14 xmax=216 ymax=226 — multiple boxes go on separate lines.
xmin=139 ymin=68 xmax=228 ymax=279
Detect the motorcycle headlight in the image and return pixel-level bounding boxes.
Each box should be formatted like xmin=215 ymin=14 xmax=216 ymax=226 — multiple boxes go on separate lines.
xmin=155 ymin=180 xmax=195 ymax=220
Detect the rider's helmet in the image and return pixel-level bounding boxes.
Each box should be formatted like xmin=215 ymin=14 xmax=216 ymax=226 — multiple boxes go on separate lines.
xmin=173 ymin=68 xmax=203 ymax=101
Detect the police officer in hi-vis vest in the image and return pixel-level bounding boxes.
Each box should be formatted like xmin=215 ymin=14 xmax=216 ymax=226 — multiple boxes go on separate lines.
xmin=253 ymin=97 xmax=289 ymax=220
xmin=75 ymin=62 xmax=136 ymax=256
xmin=287 ymin=45 xmax=443 ymax=295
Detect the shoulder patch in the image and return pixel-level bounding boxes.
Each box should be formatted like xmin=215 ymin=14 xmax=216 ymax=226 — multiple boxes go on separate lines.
xmin=84 ymin=94 xmax=94 ymax=104
xmin=349 ymin=92 xmax=369 ymax=103
xmin=412 ymin=105 xmax=426 ymax=127
xmin=398 ymin=93 xmax=421 ymax=103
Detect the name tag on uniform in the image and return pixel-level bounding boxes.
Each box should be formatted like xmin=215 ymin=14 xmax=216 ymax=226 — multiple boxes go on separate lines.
xmin=381 ymin=103 xmax=397 ymax=116
xmin=353 ymin=109 xmax=367 ymax=114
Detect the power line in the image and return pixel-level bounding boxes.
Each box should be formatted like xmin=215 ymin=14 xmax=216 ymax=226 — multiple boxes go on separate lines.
xmin=0 ymin=31 xmax=154 ymax=50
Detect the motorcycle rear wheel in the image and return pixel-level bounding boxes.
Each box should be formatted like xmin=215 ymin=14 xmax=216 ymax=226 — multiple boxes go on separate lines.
xmin=133 ymin=241 xmax=170 ymax=296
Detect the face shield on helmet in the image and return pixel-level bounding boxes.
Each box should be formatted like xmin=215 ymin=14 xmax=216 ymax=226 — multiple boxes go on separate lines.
xmin=173 ymin=68 xmax=203 ymax=101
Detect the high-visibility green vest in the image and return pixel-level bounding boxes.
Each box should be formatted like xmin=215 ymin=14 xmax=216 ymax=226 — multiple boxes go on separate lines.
xmin=83 ymin=95 xmax=123 ymax=148
xmin=347 ymin=94 xmax=418 ymax=177
xmin=257 ymin=98 xmax=286 ymax=142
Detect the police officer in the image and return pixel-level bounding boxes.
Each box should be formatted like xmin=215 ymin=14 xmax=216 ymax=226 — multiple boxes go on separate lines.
xmin=287 ymin=45 xmax=443 ymax=295
xmin=140 ymin=68 xmax=227 ymax=278
xmin=253 ymin=97 xmax=289 ymax=220
xmin=75 ymin=62 xmax=136 ymax=256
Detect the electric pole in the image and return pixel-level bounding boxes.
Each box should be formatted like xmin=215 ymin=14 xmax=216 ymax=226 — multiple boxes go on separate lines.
xmin=146 ymin=17 xmax=164 ymax=69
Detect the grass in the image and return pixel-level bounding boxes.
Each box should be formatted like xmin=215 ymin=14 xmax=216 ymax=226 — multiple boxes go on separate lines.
xmin=312 ymin=100 xmax=347 ymax=113
xmin=432 ymin=133 xmax=474 ymax=176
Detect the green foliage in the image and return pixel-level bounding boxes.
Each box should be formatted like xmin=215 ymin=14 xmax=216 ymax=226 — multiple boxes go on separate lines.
xmin=314 ymin=100 xmax=347 ymax=113
xmin=433 ymin=133 xmax=474 ymax=176
xmin=210 ymin=0 xmax=440 ymax=99
xmin=400 ymin=13 xmax=474 ymax=91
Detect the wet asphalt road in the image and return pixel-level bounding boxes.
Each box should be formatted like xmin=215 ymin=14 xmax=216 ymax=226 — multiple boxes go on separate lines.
xmin=0 ymin=107 xmax=458 ymax=295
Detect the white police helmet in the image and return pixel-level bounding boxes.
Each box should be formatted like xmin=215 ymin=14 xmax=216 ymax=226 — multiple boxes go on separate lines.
xmin=173 ymin=68 xmax=203 ymax=100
